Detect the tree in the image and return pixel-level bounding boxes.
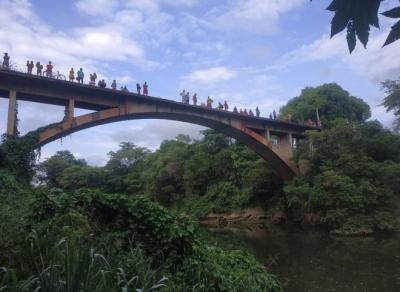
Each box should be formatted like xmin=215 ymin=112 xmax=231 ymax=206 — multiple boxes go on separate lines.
xmin=285 ymin=119 xmax=400 ymax=232
xmin=37 ymin=150 xmax=86 ymax=187
xmin=106 ymin=142 xmax=150 ymax=174
xmin=279 ymin=83 xmax=370 ymax=125
xmin=105 ymin=142 xmax=150 ymax=193
xmin=381 ymin=78 xmax=400 ymax=131
xmin=320 ymin=0 xmax=400 ymax=53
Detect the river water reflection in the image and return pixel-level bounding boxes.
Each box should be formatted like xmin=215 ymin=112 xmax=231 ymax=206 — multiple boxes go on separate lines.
xmin=203 ymin=226 xmax=400 ymax=292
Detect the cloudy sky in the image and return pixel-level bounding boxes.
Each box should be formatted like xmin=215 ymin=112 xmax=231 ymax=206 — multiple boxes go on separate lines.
xmin=0 ymin=0 xmax=399 ymax=165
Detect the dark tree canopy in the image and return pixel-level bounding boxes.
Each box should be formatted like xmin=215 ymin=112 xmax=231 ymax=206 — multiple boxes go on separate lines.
xmin=321 ymin=0 xmax=400 ymax=53
xmin=37 ymin=150 xmax=86 ymax=187
xmin=279 ymin=83 xmax=371 ymax=125
xmin=381 ymin=78 xmax=400 ymax=131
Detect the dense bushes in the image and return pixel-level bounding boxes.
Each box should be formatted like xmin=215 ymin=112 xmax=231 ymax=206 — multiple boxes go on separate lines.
xmin=38 ymin=131 xmax=283 ymax=217
xmin=0 ymin=132 xmax=39 ymax=183
xmin=285 ymin=120 xmax=400 ymax=233
xmin=31 ymin=188 xmax=196 ymax=260
xmin=0 ymin=132 xmax=282 ymax=291
xmin=168 ymin=244 xmax=282 ymax=292
xmin=0 ymin=182 xmax=281 ymax=291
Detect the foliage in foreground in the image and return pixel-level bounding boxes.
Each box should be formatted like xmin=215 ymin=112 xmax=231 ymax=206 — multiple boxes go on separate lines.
xmin=318 ymin=0 xmax=400 ymax=52
xmin=1 ymin=233 xmax=167 ymax=292
xmin=0 ymin=175 xmax=281 ymax=291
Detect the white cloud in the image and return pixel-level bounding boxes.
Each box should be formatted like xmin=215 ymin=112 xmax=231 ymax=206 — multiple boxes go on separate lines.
xmin=277 ymin=29 xmax=400 ymax=82
xmin=0 ymin=0 xmax=159 ymax=77
xmin=205 ymin=0 xmax=307 ymax=33
xmin=110 ymin=120 xmax=205 ymax=149
xmin=75 ymin=0 xmax=119 ymax=17
xmin=183 ymin=67 xmax=236 ymax=84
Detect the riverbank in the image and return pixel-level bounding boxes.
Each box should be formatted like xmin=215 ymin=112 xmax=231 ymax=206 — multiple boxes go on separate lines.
xmin=200 ymin=207 xmax=400 ymax=236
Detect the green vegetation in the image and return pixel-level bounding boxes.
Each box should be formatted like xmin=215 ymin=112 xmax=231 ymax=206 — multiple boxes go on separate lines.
xmin=281 ymin=83 xmax=400 ymax=234
xmin=37 ymin=131 xmax=283 ymax=218
xmin=381 ymin=77 xmax=400 ymax=131
xmin=33 ymin=82 xmax=400 ymax=236
xmin=2 ymin=80 xmax=400 ymax=290
xmin=279 ymin=83 xmax=371 ymax=125
xmin=0 ymin=134 xmax=281 ymax=291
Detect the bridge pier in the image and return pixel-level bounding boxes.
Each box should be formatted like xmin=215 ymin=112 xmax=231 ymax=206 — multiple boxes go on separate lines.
xmin=265 ymin=127 xmax=271 ymax=140
xmin=66 ymin=98 xmax=75 ymax=120
xmin=275 ymin=132 xmax=293 ymax=160
xmin=7 ymin=90 xmax=17 ymax=136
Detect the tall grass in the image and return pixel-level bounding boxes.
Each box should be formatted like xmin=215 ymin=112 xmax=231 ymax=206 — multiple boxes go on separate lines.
xmin=1 ymin=232 xmax=167 ymax=292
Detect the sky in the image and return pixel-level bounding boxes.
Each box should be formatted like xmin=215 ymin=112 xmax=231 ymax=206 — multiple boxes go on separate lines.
xmin=0 ymin=0 xmax=399 ymax=165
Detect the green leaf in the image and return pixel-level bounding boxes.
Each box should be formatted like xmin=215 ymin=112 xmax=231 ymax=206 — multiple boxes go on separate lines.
xmin=383 ymin=20 xmax=400 ymax=46
xmin=326 ymin=0 xmax=347 ymax=12
xmin=354 ymin=9 xmax=370 ymax=47
xmin=368 ymin=0 xmax=381 ymax=28
xmin=331 ymin=10 xmax=352 ymax=37
xmin=346 ymin=21 xmax=357 ymax=53
xmin=381 ymin=7 xmax=400 ymax=19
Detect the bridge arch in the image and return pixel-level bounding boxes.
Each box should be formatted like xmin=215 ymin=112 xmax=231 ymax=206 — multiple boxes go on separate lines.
xmin=37 ymin=106 xmax=298 ymax=180
xmin=0 ymin=69 xmax=313 ymax=180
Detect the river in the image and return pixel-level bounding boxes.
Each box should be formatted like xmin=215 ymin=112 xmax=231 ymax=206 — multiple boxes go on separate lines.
xmin=203 ymin=226 xmax=400 ymax=292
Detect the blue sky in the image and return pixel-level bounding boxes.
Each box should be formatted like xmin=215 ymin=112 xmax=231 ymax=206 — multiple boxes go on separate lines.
xmin=0 ymin=0 xmax=399 ymax=165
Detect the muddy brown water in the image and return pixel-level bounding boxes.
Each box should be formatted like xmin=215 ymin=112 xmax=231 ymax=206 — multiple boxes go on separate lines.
xmin=202 ymin=226 xmax=400 ymax=292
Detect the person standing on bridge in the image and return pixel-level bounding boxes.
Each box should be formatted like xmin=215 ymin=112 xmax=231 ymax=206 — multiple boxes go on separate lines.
xmin=249 ymin=109 xmax=254 ymax=116
xmin=30 ymin=61 xmax=34 ymax=73
xmin=36 ymin=61 xmax=43 ymax=76
xmin=244 ymin=109 xmax=248 ymax=115
xmin=180 ymin=90 xmax=186 ymax=102
xmin=98 ymin=79 xmax=106 ymax=88
xmin=143 ymin=82 xmax=148 ymax=96
xmin=217 ymin=102 xmax=223 ymax=110
xmin=233 ymin=106 xmax=238 ymax=113
xmin=69 ymin=68 xmax=75 ymax=82
xmin=256 ymin=106 xmax=260 ymax=117
xmin=111 ymin=80 xmax=117 ymax=90
xmin=224 ymin=101 xmax=229 ymax=111
xmin=2 ymin=53 xmax=10 ymax=69
xmin=185 ymin=92 xmax=190 ymax=104
xmin=89 ymin=73 xmax=97 ymax=86
xmin=192 ymin=93 xmax=197 ymax=105
xmin=273 ymin=109 xmax=277 ymax=120
xmin=45 ymin=61 xmax=53 ymax=77
xmin=136 ymin=83 xmax=141 ymax=94
xmin=26 ymin=60 xmax=34 ymax=74
xmin=206 ymin=96 xmax=213 ymax=109
xmin=77 ymin=68 xmax=84 ymax=84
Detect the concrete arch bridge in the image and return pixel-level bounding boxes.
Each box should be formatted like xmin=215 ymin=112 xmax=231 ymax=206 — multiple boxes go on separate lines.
xmin=0 ymin=70 xmax=318 ymax=180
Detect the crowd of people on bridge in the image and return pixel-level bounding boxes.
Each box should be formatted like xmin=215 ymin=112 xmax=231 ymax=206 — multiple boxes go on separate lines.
xmin=1 ymin=52 xmax=323 ymax=126
xmin=179 ymin=89 xmax=262 ymax=117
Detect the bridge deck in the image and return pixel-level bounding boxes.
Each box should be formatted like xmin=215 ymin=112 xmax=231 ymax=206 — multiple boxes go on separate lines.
xmin=0 ymin=69 xmax=317 ymax=135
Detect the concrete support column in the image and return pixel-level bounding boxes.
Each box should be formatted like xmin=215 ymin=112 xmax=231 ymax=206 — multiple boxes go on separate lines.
xmin=277 ymin=132 xmax=293 ymax=160
xmin=67 ymin=98 xmax=75 ymax=120
xmin=7 ymin=90 xmax=17 ymax=136
xmin=288 ymin=132 xmax=293 ymax=148
xmin=265 ymin=127 xmax=271 ymax=140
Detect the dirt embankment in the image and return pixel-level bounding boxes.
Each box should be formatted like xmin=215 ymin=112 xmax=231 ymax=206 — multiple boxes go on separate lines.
xmin=201 ymin=207 xmax=286 ymax=228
